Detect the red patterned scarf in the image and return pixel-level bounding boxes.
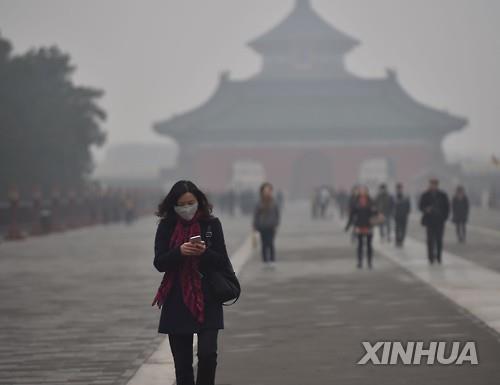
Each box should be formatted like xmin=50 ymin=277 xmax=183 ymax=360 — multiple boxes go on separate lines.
xmin=151 ymin=211 xmax=205 ymax=324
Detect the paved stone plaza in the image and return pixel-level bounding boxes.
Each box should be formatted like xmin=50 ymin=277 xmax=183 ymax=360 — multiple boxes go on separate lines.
xmin=1 ymin=203 xmax=500 ymax=384
xmin=406 ymin=209 xmax=500 ymax=274
xmin=0 ymin=213 xmax=249 ymax=385
xmin=216 ymin=205 xmax=500 ymax=385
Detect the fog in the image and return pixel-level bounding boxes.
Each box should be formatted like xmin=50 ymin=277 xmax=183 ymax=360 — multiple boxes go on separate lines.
xmin=1 ymin=0 xmax=499 ymax=165
xmin=3 ymin=3 xmax=500 ymax=383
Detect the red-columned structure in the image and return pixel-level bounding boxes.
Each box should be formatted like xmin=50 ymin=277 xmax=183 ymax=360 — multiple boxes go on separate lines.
xmin=154 ymin=0 xmax=467 ymax=197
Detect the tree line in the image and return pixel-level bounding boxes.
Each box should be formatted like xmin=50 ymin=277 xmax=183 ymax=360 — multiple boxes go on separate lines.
xmin=0 ymin=32 xmax=106 ymax=198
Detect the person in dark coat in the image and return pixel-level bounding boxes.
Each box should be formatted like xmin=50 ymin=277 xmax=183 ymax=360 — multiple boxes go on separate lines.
xmin=335 ymin=188 xmax=349 ymax=219
xmin=347 ymin=185 xmax=360 ymax=244
xmin=452 ymin=185 xmax=469 ymax=243
xmin=418 ymin=178 xmax=450 ymax=264
xmin=345 ymin=186 xmax=378 ymax=269
xmin=152 ymin=180 xmax=232 ymax=385
xmin=375 ymin=183 xmax=395 ymax=242
xmin=253 ymin=182 xmax=280 ymax=266
xmin=394 ymin=183 xmax=411 ymax=247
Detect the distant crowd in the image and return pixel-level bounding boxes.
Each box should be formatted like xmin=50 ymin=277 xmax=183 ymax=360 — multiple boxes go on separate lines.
xmin=206 ymin=179 xmax=474 ymax=271
xmin=209 ymin=189 xmax=284 ymax=217
xmin=311 ymin=179 xmax=470 ymax=269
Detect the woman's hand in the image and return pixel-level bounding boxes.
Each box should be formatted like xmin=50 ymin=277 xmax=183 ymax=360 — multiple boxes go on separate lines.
xmin=180 ymin=241 xmax=206 ymax=256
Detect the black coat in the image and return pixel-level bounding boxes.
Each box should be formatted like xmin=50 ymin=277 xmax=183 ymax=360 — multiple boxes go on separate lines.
xmin=452 ymin=196 xmax=469 ymax=223
xmin=418 ymin=189 xmax=450 ymax=226
xmin=375 ymin=192 xmax=394 ymax=217
xmin=394 ymin=194 xmax=411 ymax=221
xmin=153 ymin=215 xmax=230 ymax=334
xmin=345 ymin=199 xmax=378 ymax=230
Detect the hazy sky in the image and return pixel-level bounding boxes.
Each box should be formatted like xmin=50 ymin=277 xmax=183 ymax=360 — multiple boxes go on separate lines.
xmin=0 ymin=0 xmax=499 ymax=163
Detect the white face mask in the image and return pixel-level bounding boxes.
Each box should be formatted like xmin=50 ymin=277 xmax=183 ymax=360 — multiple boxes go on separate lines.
xmin=174 ymin=202 xmax=199 ymax=221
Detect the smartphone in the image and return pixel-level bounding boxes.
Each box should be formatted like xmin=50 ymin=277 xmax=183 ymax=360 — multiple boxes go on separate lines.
xmin=189 ymin=235 xmax=203 ymax=244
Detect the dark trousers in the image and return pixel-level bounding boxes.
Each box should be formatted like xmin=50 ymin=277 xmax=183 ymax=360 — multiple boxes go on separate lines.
xmin=259 ymin=229 xmax=276 ymax=262
xmin=426 ymin=222 xmax=445 ymax=263
xmin=357 ymin=233 xmax=373 ymax=268
xmin=455 ymin=221 xmax=466 ymax=243
xmin=168 ymin=329 xmax=218 ymax=385
xmin=395 ymin=218 xmax=408 ymax=246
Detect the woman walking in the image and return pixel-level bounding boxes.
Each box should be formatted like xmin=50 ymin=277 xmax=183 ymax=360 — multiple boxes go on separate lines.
xmin=152 ymin=180 xmax=232 ymax=385
xmin=345 ymin=186 xmax=379 ymax=269
xmin=253 ymin=182 xmax=280 ymax=266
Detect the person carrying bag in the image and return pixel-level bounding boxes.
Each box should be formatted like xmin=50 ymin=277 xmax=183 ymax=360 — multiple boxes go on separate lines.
xmin=152 ymin=180 xmax=240 ymax=385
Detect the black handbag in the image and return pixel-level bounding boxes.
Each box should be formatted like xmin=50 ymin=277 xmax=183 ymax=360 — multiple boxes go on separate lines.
xmin=205 ymin=224 xmax=241 ymax=305
xmin=208 ymin=268 xmax=241 ymax=305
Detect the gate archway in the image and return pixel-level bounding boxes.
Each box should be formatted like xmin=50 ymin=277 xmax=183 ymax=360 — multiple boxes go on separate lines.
xmin=290 ymin=151 xmax=334 ymax=199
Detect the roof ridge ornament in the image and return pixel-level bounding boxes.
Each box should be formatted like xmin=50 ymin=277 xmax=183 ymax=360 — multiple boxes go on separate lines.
xmin=295 ymin=0 xmax=312 ymax=9
xmin=386 ymin=68 xmax=397 ymax=80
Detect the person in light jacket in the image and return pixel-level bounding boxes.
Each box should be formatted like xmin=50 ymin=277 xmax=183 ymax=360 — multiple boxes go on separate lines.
xmin=253 ymin=182 xmax=280 ymax=266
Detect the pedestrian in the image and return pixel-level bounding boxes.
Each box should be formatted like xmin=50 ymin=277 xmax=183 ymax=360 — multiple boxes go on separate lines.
xmin=253 ymin=182 xmax=280 ymax=266
xmin=348 ymin=185 xmax=360 ymax=244
xmin=317 ymin=185 xmax=331 ymax=218
xmin=452 ymin=185 xmax=469 ymax=243
xmin=152 ymin=180 xmax=232 ymax=385
xmin=418 ymin=178 xmax=450 ymax=264
xmin=335 ymin=188 xmax=349 ymax=219
xmin=124 ymin=195 xmax=136 ymax=224
xmin=375 ymin=184 xmax=394 ymax=242
xmin=311 ymin=187 xmax=319 ymax=219
xmin=345 ymin=186 xmax=379 ymax=269
xmin=394 ymin=183 xmax=411 ymax=247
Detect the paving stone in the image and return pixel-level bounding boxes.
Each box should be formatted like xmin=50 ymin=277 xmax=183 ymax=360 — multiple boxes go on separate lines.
xmin=0 ymin=213 xmax=248 ymax=384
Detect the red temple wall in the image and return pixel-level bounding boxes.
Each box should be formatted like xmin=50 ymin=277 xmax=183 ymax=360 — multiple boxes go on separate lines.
xmin=190 ymin=143 xmax=437 ymax=195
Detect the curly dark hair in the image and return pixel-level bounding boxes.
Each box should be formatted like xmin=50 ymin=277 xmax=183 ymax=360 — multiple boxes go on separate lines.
xmin=156 ymin=180 xmax=213 ymax=220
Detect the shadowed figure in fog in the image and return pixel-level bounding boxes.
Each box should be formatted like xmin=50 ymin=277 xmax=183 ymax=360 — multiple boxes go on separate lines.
xmin=347 ymin=185 xmax=360 ymax=244
xmin=253 ymin=182 xmax=280 ymax=266
xmin=345 ymin=186 xmax=379 ymax=269
xmin=152 ymin=180 xmax=234 ymax=385
xmin=394 ymin=183 xmax=411 ymax=247
xmin=310 ymin=187 xmax=319 ymax=218
xmin=316 ymin=185 xmax=332 ymax=219
xmin=335 ymin=188 xmax=349 ymax=219
xmin=375 ymin=184 xmax=394 ymax=243
xmin=452 ymin=185 xmax=469 ymax=243
xmin=419 ymin=178 xmax=450 ymax=264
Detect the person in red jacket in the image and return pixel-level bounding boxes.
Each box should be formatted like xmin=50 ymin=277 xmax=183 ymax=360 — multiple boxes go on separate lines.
xmin=345 ymin=186 xmax=379 ymax=269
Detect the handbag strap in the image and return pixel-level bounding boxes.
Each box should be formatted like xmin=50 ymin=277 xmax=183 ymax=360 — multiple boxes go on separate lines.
xmin=223 ymin=293 xmax=240 ymax=306
xmin=206 ymin=223 xmax=240 ymax=306
xmin=205 ymin=222 xmax=233 ymax=271
xmin=205 ymin=224 xmax=212 ymax=248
